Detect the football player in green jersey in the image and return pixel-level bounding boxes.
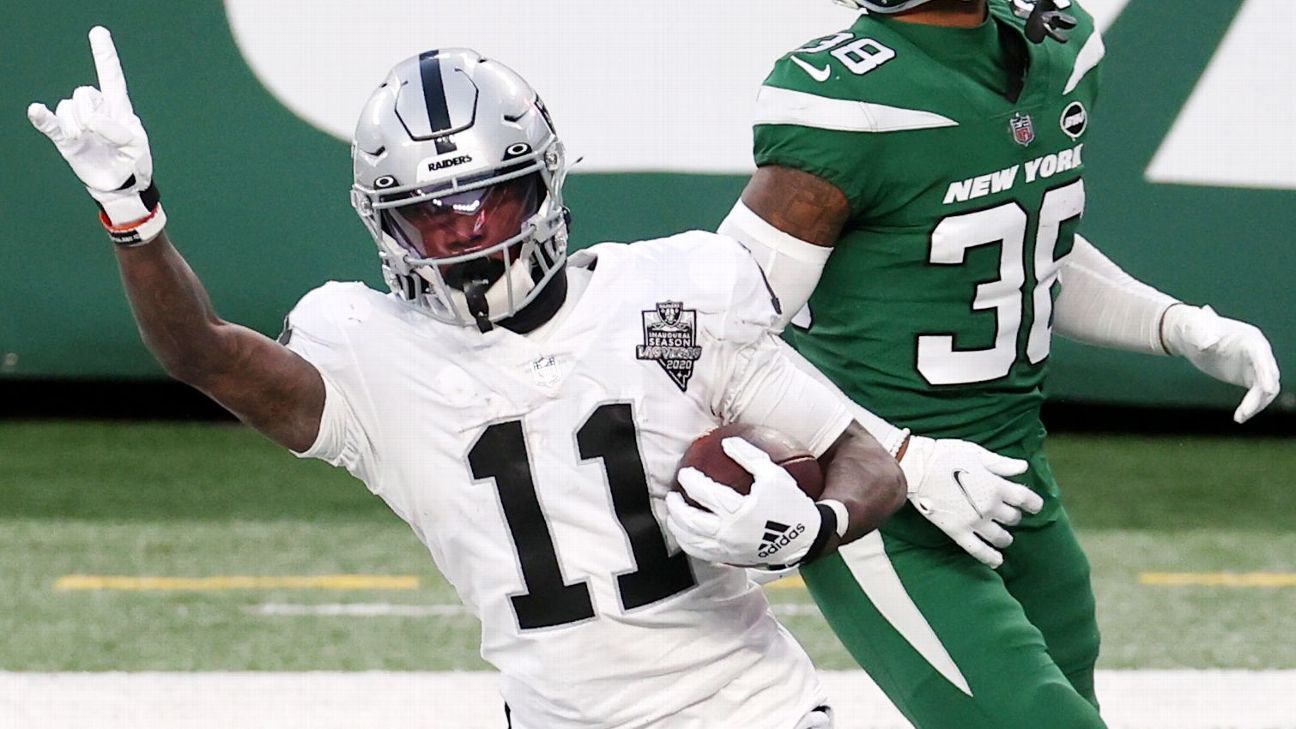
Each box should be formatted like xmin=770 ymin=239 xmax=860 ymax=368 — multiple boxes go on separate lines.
xmin=713 ymin=1 xmax=1282 ymax=727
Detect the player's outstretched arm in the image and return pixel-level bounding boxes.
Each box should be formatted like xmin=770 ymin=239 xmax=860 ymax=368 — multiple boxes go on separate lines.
xmin=897 ymin=435 xmax=1040 ymax=569
xmin=1055 ymin=236 xmax=1281 ymax=423
xmin=775 ymin=334 xmax=1045 ymax=570
xmin=29 ymin=27 xmax=324 ymax=452
xmin=114 ymin=232 xmax=324 ymax=451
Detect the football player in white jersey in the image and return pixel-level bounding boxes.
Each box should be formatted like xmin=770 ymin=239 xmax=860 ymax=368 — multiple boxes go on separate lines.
xmin=31 ymin=27 xmax=1044 ymax=729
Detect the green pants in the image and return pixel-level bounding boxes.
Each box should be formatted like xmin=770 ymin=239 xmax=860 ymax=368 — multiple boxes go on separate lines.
xmin=803 ymin=507 xmax=1104 ymax=729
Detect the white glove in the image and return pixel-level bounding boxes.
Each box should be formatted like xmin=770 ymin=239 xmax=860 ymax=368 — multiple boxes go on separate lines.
xmin=901 ymin=435 xmax=1042 ymax=569
xmin=1161 ymin=304 xmax=1281 ymax=424
xmin=29 ymin=26 xmax=163 ymax=243
xmin=665 ymin=437 xmax=825 ymax=568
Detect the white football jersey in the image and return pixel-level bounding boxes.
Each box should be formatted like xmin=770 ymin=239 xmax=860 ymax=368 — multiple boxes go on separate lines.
xmin=284 ymin=232 xmax=852 ymax=729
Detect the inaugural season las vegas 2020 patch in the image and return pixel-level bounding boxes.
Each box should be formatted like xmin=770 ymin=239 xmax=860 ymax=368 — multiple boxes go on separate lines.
xmin=636 ymin=301 xmax=703 ymax=392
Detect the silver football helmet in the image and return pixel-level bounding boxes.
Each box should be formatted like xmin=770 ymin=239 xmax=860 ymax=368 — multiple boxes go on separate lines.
xmin=350 ymin=48 xmax=570 ymax=332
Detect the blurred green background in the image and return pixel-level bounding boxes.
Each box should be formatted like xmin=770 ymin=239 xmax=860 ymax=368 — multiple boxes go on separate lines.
xmin=1 ymin=0 xmax=1293 ymax=691
xmin=1 ymin=1 xmax=1292 ymax=416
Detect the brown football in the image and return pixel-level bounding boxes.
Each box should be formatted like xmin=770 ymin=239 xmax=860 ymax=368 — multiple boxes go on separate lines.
xmin=674 ymin=423 xmax=825 ymax=506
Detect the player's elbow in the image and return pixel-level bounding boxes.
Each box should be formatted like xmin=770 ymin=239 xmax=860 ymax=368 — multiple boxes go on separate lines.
xmin=153 ymin=352 xmax=217 ymax=389
xmin=873 ymin=457 xmax=908 ymax=515
xmin=142 ymin=321 xmax=236 ymax=388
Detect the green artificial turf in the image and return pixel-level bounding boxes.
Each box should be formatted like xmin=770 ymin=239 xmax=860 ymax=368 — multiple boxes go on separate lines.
xmin=1 ymin=422 xmax=1292 ymax=670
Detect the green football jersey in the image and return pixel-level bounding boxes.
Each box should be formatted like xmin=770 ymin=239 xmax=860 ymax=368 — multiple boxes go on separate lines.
xmin=756 ymin=2 xmax=1101 ymax=479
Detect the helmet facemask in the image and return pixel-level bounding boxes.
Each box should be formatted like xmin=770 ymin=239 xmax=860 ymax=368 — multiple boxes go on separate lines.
xmin=350 ymin=48 xmax=572 ymax=333
xmin=354 ymin=128 xmax=571 ymax=333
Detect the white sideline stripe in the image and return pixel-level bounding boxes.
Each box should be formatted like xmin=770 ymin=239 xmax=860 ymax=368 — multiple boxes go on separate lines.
xmin=247 ymin=602 xmax=827 ymax=618
xmin=2 ymin=671 xmax=1293 ymax=729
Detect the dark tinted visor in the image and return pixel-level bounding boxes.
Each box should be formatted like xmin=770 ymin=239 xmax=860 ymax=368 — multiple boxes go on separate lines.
xmin=381 ymin=173 xmax=542 ymax=260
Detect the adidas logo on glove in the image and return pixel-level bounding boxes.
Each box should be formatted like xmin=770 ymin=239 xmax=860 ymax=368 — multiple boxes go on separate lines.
xmin=757 ymin=520 xmax=807 ymax=559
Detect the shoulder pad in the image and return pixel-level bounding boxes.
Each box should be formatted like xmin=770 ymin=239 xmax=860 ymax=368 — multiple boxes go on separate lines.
xmin=766 ymin=17 xmax=901 ymax=96
xmin=603 ymin=232 xmax=756 ymax=315
xmin=287 ymin=281 xmax=389 ymax=342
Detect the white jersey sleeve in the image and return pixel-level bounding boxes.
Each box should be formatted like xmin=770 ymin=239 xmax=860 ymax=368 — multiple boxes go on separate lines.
xmin=1054 ymin=234 xmax=1179 ymax=354
xmin=704 ymin=239 xmax=874 ymax=456
xmin=279 ymin=282 xmax=379 ymax=486
xmin=717 ymin=199 xmax=832 ymax=331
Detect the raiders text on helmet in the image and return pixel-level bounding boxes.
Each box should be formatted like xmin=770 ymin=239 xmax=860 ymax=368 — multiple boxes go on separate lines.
xmin=350 ymin=48 xmax=572 ymax=332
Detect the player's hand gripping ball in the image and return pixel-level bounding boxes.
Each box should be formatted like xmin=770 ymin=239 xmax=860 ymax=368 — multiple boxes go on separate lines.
xmin=665 ymin=424 xmax=826 ymax=568
xmin=672 ymin=423 xmax=824 ymax=504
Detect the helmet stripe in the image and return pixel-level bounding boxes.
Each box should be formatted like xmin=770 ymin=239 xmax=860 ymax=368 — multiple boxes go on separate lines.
xmin=417 ymin=49 xmax=458 ymax=154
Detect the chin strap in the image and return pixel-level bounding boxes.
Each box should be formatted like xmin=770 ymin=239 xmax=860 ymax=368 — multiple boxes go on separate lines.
xmin=1025 ymin=0 xmax=1077 ymax=44
xmin=463 ymin=279 xmax=495 ymax=333
xmin=443 ymin=258 xmax=506 ymax=333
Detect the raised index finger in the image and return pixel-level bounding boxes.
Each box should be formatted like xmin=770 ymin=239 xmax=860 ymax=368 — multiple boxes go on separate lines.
xmin=89 ymin=26 xmax=132 ymax=115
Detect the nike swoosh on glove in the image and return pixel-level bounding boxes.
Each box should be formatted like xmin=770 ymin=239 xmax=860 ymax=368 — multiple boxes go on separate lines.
xmin=901 ymin=435 xmax=1043 ymax=569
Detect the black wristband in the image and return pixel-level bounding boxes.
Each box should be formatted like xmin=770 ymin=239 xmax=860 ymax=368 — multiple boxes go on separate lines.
xmin=799 ymin=503 xmax=839 ymax=566
xmin=139 ymin=180 xmax=161 ymax=211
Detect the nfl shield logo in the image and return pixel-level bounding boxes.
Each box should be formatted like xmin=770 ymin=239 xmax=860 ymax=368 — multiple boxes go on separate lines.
xmin=1009 ymin=113 xmax=1036 ymax=146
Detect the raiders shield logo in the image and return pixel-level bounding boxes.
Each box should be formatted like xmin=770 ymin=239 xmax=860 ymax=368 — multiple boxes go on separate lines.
xmin=635 ymin=301 xmax=703 ymax=392
xmin=1009 ymin=113 xmax=1036 ymax=147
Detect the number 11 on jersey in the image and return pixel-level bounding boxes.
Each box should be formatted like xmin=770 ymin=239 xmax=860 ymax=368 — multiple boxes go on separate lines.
xmin=468 ymin=403 xmax=696 ymax=630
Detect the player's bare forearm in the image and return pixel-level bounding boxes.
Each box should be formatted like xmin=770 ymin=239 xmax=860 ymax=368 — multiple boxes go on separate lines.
xmin=740 ymin=166 xmax=851 ymax=246
xmin=818 ymin=421 xmax=907 ymax=548
xmin=116 ymin=231 xmax=228 ymax=378
xmin=115 ymin=231 xmax=324 ymax=451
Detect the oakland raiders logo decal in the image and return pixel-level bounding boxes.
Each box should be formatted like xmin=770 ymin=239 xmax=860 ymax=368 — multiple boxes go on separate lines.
xmin=1009 ymin=113 xmax=1036 ymax=147
xmin=1060 ymin=101 xmax=1088 ymax=139
xmin=636 ymin=301 xmax=703 ymax=392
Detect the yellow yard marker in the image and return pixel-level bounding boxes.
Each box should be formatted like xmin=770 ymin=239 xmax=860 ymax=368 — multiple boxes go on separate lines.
xmin=1139 ymin=572 xmax=1296 ymax=588
xmin=765 ymin=575 xmax=806 ymax=590
xmin=55 ymin=574 xmax=420 ymax=592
